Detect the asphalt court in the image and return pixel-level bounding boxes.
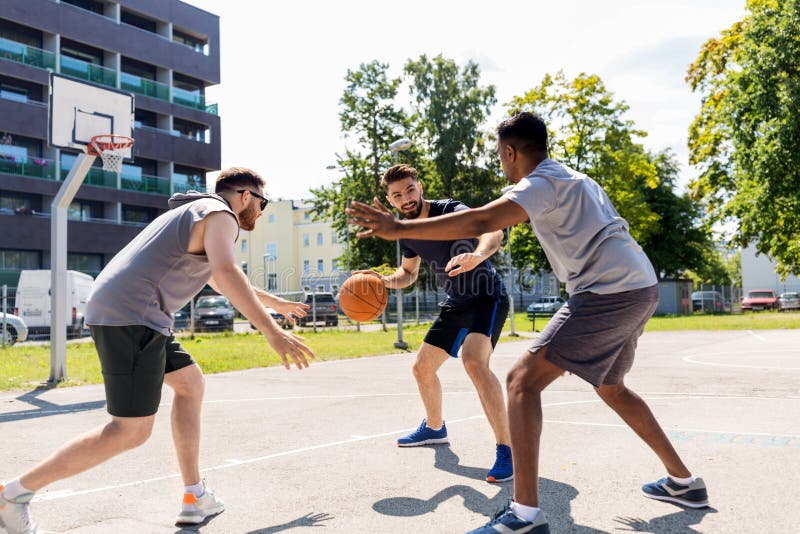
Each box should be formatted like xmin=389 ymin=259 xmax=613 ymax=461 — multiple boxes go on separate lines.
xmin=1 ymin=329 xmax=798 ymax=533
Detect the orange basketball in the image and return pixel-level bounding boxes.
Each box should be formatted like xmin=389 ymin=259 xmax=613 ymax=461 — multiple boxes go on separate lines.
xmin=339 ymin=273 xmax=388 ymax=322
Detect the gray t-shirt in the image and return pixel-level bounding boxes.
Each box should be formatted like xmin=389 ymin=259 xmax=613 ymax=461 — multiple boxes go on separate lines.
xmin=86 ymin=192 xmax=238 ymax=335
xmin=503 ymin=159 xmax=656 ymax=295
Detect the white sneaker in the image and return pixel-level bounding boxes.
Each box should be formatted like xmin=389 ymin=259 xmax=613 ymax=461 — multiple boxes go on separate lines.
xmin=0 ymin=490 xmax=39 ymax=534
xmin=175 ymin=487 xmax=225 ymax=525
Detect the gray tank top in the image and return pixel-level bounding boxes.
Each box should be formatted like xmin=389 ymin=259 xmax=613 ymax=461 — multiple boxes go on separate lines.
xmin=85 ymin=192 xmax=238 ymax=335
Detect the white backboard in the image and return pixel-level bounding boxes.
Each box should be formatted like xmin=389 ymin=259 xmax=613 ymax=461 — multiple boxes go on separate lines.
xmin=49 ymin=73 xmax=135 ymax=160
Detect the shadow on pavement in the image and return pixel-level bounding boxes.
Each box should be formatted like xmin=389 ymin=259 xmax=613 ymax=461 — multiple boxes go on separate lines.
xmin=173 ymin=510 xmax=225 ymax=532
xmin=373 ymin=478 xmax=609 ymax=533
xmin=614 ymin=506 xmax=718 ymax=533
xmin=433 ymin=445 xmax=492 ymax=481
xmin=0 ymin=387 xmax=105 ymax=423
xmin=244 ymin=512 xmax=334 ymax=533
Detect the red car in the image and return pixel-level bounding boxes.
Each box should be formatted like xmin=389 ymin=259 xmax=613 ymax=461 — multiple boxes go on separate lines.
xmin=740 ymin=289 xmax=778 ymax=311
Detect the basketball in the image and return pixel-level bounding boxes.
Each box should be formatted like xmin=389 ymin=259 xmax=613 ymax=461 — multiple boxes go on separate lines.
xmin=339 ymin=273 xmax=388 ymax=322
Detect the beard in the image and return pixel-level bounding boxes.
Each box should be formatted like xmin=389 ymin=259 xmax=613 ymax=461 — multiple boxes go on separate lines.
xmin=399 ymin=198 xmax=423 ymax=219
xmin=238 ymin=203 xmax=259 ymax=231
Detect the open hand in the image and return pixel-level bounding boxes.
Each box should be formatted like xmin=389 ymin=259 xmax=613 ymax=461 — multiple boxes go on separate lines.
xmin=444 ymin=252 xmax=485 ymax=277
xmin=352 ymin=270 xmax=388 ymax=284
xmin=346 ymin=198 xmax=403 ymax=240
xmin=266 ymin=330 xmax=315 ymax=370
xmin=273 ymin=298 xmax=309 ymax=324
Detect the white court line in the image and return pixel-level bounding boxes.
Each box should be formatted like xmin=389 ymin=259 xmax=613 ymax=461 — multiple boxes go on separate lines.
xmin=30 ymin=393 xmax=798 ymax=503
xmin=683 ymin=352 xmax=800 ymax=371
xmin=747 ymin=330 xmax=768 ymax=342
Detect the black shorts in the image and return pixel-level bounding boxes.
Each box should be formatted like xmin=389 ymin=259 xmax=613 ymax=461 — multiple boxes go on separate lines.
xmin=90 ymin=325 xmax=195 ymax=417
xmin=424 ymin=295 xmax=509 ymax=358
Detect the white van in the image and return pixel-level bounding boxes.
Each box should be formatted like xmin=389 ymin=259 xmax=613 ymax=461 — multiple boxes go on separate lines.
xmin=15 ymin=269 xmax=94 ymax=336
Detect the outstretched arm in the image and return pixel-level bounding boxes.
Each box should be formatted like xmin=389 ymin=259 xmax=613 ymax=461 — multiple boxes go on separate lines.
xmin=204 ymin=212 xmax=314 ymax=369
xmin=347 ymin=197 xmax=528 ymax=241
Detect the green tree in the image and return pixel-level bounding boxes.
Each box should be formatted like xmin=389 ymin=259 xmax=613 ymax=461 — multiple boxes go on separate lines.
xmin=639 ymin=151 xmax=718 ymax=279
xmin=404 ymin=54 xmax=502 ymax=206
xmin=687 ymin=0 xmax=800 ymax=276
xmin=507 ymin=71 xmax=661 ymax=245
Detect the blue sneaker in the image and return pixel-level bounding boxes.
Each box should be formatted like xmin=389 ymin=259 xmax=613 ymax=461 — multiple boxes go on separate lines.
xmin=486 ymin=443 xmax=513 ymax=482
xmin=642 ymin=476 xmax=709 ymax=508
xmin=467 ymin=503 xmax=549 ymax=534
xmin=397 ymin=419 xmax=448 ymax=447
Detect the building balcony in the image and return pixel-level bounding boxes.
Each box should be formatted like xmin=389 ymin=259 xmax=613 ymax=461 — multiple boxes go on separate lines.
xmin=0 ymin=37 xmax=56 ymax=71
xmin=0 ymin=155 xmax=205 ymax=196
xmin=0 ymin=156 xmax=57 ymax=181
xmin=59 ymin=55 xmax=117 ymax=88
xmin=120 ymin=72 xmax=170 ymax=101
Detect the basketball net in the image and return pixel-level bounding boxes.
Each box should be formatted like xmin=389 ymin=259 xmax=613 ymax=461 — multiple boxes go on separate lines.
xmin=89 ymin=134 xmax=134 ymax=173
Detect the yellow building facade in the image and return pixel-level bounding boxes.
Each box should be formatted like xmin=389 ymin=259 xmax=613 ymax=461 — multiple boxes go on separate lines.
xmin=234 ymin=199 xmax=346 ymax=295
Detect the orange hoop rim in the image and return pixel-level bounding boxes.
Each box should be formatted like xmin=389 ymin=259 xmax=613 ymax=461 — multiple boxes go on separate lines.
xmin=88 ymin=134 xmax=134 ymax=156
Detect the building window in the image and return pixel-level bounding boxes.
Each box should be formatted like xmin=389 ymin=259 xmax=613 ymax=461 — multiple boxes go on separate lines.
xmin=317 ymin=259 xmax=324 ymax=273
xmin=0 ymin=191 xmax=31 ymax=213
xmin=304 ymin=212 xmax=310 ymax=221
xmin=122 ymin=205 xmax=155 ymax=224
xmin=0 ymin=249 xmax=40 ymax=270
xmin=317 ymin=232 xmax=323 ymax=246
xmin=173 ymin=165 xmax=205 ymax=191
xmin=268 ymin=213 xmax=275 ymax=223
xmin=241 ymin=262 xmax=248 ymax=274
xmin=331 ymin=231 xmax=338 ymax=245
xmin=121 ymin=9 xmax=158 ymax=33
xmin=303 ymin=234 xmax=309 ymax=247
xmin=332 ymin=259 xmax=339 ymax=272
xmin=68 ymin=200 xmax=102 ymax=221
xmin=267 ymin=273 xmax=278 ymax=291
xmin=241 ymin=239 xmax=247 ymax=253
xmin=265 ymin=243 xmax=277 ymax=260
xmin=173 ymin=28 xmax=209 ymax=54
xmin=68 ymin=253 xmax=102 ymax=273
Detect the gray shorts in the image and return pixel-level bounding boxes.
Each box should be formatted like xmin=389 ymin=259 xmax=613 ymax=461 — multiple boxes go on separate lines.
xmin=529 ymin=285 xmax=658 ymax=386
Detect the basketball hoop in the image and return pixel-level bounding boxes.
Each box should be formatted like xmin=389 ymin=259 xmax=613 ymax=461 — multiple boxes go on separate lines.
xmin=88 ymin=134 xmax=134 ymax=173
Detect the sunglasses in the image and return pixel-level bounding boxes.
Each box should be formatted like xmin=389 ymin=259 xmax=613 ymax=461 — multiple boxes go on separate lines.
xmin=237 ymin=189 xmax=269 ymax=211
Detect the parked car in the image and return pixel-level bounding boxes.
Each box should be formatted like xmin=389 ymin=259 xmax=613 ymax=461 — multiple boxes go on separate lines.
xmin=740 ymin=289 xmax=778 ymax=311
xmin=527 ymin=296 xmax=566 ymax=318
xmin=298 ymin=292 xmax=339 ymax=327
xmin=172 ymin=304 xmax=191 ymax=331
xmin=691 ymin=291 xmax=725 ymax=313
xmin=193 ymin=295 xmax=235 ymax=331
xmin=778 ymin=292 xmax=800 ymax=312
xmin=250 ymin=307 xmax=293 ymax=330
xmin=0 ymin=312 xmax=29 ymax=345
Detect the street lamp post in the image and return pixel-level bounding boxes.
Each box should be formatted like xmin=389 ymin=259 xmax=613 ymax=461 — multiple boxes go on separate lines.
xmin=389 ymin=138 xmax=412 ymax=350
xmin=501 ymin=185 xmax=518 ymax=336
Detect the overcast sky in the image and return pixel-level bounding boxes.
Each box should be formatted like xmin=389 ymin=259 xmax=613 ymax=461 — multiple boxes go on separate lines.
xmin=185 ymin=0 xmax=745 ymax=199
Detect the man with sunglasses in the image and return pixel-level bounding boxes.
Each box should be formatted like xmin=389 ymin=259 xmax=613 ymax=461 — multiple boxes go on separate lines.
xmin=0 ymin=167 xmax=315 ymax=533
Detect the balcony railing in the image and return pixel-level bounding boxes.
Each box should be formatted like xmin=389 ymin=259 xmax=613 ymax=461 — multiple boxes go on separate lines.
xmin=0 ymin=37 xmax=56 ymax=70
xmin=60 ymin=56 xmax=117 ymax=88
xmin=0 ymin=156 xmax=57 ymax=180
xmin=121 ymin=174 xmax=171 ymax=195
xmin=120 ymin=72 xmax=170 ymax=101
xmin=172 ymin=181 xmax=206 ymax=194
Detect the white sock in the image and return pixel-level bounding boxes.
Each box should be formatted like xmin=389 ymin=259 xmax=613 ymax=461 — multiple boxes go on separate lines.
xmin=185 ymin=481 xmax=205 ymax=498
xmin=669 ymin=474 xmax=695 ymax=486
xmin=2 ymin=479 xmax=32 ymax=500
xmin=426 ymin=422 xmax=443 ymax=431
xmin=510 ymin=501 xmax=540 ymax=522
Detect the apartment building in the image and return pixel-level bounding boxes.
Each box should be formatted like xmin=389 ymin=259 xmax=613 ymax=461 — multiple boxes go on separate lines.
xmin=0 ymin=0 xmax=220 ymax=286
xmin=235 ymin=199 xmax=347 ymax=295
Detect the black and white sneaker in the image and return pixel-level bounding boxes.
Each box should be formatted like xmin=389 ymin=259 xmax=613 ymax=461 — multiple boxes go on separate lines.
xmin=642 ymin=476 xmax=709 ymax=508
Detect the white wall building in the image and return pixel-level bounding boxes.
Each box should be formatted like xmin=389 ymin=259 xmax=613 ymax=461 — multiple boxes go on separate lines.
xmin=741 ymin=245 xmax=800 ymax=294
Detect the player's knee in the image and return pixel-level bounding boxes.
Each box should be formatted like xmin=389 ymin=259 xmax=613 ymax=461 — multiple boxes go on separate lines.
xmin=506 ymin=362 xmax=542 ymax=394
xmin=595 ymin=383 xmax=628 ymax=404
xmin=111 ymin=419 xmax=153 ymax=449
xmin=412 ymin=359 xmax=435 ymax=380
xmin=461 ymin=355 xmax=487 ymax=377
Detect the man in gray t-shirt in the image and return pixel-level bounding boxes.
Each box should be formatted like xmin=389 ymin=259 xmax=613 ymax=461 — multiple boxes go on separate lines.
xmin=348 ymin=112 xmax=708 ymax=533
xmin=0 ymin=168 xmax=315 ymax=532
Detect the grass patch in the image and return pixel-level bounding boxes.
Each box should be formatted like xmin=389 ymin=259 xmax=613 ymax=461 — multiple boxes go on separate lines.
xmin=1 ymin=311 xmax=797 ymax=392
